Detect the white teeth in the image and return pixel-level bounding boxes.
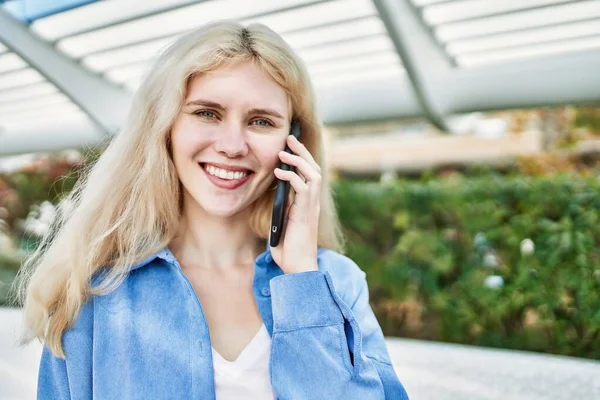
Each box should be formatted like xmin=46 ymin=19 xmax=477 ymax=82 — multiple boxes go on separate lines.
xmin=204 ymin=164 xmax=249 ymax=180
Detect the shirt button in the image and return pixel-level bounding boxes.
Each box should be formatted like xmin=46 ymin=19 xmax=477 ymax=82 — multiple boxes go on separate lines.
xmin=261 ymin=287 xmax=271 ymax=297
xmin=265 ymin=253 xmax=273 ymax=263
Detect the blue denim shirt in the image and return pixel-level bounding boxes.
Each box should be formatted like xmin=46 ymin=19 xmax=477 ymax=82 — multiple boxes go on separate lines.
xmin=37 ymin=245 xmax=410 ymax=399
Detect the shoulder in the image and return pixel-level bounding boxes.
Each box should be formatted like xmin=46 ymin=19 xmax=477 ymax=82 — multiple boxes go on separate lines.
xmin=89 ymin=256 xmax=181 ymax=313
xmin=316 ymin=248 xmax=367 ymax=306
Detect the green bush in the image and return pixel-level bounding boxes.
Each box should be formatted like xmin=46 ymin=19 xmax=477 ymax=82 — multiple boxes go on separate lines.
xmin=2 ymin=165 xmax=598 ymax=359
xmin=334 ymin=173 xmax=600 ymax=360
xmin=0 ymin=251 xmax=23 ymax=306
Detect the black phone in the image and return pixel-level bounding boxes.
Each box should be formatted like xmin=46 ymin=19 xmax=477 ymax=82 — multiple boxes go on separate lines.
xmin=270 ymin=118 xmax=301 ymax=247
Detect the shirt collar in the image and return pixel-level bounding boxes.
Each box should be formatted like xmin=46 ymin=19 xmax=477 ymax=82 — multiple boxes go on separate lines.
xmin=128 ymin=239 xmax=273 ymax=272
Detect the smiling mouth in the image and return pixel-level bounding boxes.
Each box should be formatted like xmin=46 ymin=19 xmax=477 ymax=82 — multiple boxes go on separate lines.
xmin=200 ymin=163 xmax=254 ymax=180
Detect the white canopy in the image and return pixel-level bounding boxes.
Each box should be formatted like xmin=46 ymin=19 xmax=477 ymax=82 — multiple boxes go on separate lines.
xmin=1 ymin=0 xmax=599 ymax=155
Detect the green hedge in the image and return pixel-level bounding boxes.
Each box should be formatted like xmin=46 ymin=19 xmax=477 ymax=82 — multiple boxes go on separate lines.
xmin=0 ymin=251 xmax=22 ymax=306
xmin=334 ymin=174 xmax=600 ymax=360
xmin=2 ymin=172 xmax=598 ymax=359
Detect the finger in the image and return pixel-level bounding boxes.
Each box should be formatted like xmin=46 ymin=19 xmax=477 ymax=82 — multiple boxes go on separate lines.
xmin=279 ymin=151 xmax=320 ymax=185
xmin=298 ymin=171 xmax=307 ymax=183
xmin=274 ymin=168 xmax=309 ymax=196
xmin=286 ymin=135 xmax=321 ymax=174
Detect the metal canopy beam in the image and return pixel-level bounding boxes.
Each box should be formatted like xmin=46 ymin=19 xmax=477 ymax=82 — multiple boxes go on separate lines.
xmin=0 ymin=7 xmax=131 ymax=134
xmin=317 ymin=76 xmax=422 ymax=125
xmin=438 ymin=51 xmax=600 ymax=114
xmin=373 ymin=0 xmax=453 ymax=132
xmin=370 ymin=0 xmax=600 ymax=128
xmin=0 ymin=117 xmax=105 ymax=155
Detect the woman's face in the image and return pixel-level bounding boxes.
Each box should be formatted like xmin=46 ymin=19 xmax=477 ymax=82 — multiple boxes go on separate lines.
xmin=170 ymin=60 xmax=291 ymax=218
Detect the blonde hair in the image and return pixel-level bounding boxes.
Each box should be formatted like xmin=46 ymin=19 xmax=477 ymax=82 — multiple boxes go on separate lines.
xmin=11 ymin=20 xmax=345 ymax=359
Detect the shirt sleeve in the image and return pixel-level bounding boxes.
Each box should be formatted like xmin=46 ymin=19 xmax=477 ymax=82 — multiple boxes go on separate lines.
xmin=37 ymin=300 xmax=94 ymax=400
xmin=269 ymin=268 xmax=410 ymax=399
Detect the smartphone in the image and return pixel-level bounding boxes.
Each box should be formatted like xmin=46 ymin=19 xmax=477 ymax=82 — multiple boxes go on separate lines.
xmin=270 ymin=118 xmax=301 ymax=247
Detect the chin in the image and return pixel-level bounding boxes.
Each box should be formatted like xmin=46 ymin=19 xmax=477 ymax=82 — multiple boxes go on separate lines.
xmin=199 ymin=200 xmax=246 ymax=218
xmin=185 ymin=185 xmax=263 ymax=218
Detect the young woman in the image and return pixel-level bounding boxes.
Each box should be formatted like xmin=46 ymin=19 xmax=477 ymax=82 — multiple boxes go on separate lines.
xmin=14 ymin=20 xmax=410 ymax=399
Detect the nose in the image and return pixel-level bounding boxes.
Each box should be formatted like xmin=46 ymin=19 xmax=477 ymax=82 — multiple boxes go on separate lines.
xmin=213 ymin=122 xmax=249 ymax=158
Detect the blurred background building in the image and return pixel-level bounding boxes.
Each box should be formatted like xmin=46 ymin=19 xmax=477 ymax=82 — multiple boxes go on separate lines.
xmin=1 ymin=0 xmax=599 ymax=171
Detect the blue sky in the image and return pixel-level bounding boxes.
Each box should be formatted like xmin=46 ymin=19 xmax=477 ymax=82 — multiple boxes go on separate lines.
xmin=2 ymin=0 xmax=96 ymax=22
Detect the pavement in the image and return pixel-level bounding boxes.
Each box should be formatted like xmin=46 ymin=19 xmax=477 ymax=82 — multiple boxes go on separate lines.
xmin=386 ymin=336 xmax=600 ymax=399
xmin=1 ymin=307 xmax=599 ymax=399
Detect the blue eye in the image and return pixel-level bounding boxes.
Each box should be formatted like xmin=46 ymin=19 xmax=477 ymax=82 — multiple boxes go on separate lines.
xmin=195 ymin=110 xmax=216 ymax=118
xmin=252 ymin=119 xmax=274 ymax=127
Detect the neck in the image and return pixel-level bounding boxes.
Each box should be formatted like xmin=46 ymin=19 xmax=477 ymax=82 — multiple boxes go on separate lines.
xmin=169 ymin=197 xmax=266 ymax=273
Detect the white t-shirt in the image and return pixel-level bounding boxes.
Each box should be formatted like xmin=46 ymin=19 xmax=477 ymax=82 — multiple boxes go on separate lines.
xmin=212 ymin=323 xmax=276 ymax=399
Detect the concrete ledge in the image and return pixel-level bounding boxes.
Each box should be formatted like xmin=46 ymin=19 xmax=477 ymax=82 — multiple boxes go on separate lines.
xmin=329 ymin=130 xmax=542 ymax=174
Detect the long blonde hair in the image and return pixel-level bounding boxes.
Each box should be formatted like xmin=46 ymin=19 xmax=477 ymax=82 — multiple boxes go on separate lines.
xmin=11 ymin=20 xmax=345 ymax=359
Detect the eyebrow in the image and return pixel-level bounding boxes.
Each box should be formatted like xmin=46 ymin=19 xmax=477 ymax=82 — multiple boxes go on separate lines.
xmin=185 ymin=99 xmax=286 ymax=121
